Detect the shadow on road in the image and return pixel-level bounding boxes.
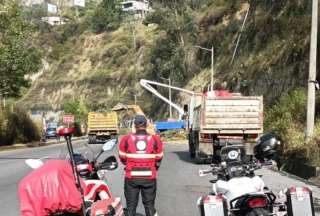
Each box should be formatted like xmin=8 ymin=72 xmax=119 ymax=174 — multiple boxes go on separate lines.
xmin=173 ymin=151 xmax=194 ymax=163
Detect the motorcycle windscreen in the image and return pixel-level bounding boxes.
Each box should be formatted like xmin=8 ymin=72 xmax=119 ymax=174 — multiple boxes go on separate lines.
xmin=18 ymin=160 xmax=86 ymax=216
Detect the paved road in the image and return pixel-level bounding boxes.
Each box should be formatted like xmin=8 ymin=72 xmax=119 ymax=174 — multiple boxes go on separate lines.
xmin=0 ymin=140 xmax=319 ymax=216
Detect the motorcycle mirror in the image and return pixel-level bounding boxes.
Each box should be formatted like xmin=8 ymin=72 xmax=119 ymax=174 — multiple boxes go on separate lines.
xmin=25 ymin=159 xmax=44 ymax=169
xmin=199 ymin=169 xmax=209 ymax=177
xmin=100 ymin=156 xmax=118 ymax=171
xmin=209 ymin=179 xmax=217 ymax=184
xmin=102 ymin=139 xmax=117 ymax=152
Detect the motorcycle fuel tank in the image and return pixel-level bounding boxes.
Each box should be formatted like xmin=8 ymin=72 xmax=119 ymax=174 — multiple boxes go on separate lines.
xmin=215 ymin=176 xmax=265 ymax=201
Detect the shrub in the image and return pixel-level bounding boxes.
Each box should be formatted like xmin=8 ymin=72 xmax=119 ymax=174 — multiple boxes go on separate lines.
xmin=90 ymin=0 xmax=122 ymax=33
xmin=264 ymin=89 xmax=307 ymax=138
xmin=265 ymin=89 xmax=320 ymax=166
xmin=63 ymin=99 xmax=88 ymax=123
xmin=73 ymin=122 xmax=83 ymax=137
xmin=0 ymin=108 xmax=41 ymax=145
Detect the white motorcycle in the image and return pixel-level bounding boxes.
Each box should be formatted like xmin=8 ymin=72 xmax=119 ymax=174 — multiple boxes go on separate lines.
xmin=197 ymin=134 xmax=315 ymax=216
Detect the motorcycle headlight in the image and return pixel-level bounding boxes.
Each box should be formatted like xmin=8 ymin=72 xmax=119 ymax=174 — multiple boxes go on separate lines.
xmin=228 ymin=150 xmax=239 ymax=160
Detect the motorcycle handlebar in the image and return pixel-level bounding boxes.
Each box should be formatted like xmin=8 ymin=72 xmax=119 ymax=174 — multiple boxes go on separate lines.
xmin=200 ymin=160 xmax=275 ymax=175
xmin=250 ymin=160 xmax=276 ymax=170
xmin=199 ymin=166 xmax=221 ymax=177
xmin=262 ymin=160 xmax=274 ymax=166
xmin=199 ymin=169 xmax=213 ymax=177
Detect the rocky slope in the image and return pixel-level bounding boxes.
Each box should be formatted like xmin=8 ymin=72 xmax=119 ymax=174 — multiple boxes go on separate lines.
xmin=21 ymin=0 xmax=319 ymax=118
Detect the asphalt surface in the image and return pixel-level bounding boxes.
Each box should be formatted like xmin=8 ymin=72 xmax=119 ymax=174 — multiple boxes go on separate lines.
xmin=0 ymin=139 xmax=319 ymax=216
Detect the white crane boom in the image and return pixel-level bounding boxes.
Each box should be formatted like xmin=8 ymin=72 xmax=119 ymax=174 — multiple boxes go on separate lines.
xmin=139 ymin=79 xmax=198 ymax=118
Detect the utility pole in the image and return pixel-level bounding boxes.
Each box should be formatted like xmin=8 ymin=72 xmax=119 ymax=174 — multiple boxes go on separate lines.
xmin=158 ymin=76 xmax=172 ymax=119
xmin=211 ymin=46 xmax=214 ymax=91
xmin=168 ymin=77 xmax=172 ymax=119
xmin=306 ymin=0 xmax=318 ymax=140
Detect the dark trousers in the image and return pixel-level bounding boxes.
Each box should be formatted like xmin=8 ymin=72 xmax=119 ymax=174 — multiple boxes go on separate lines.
xmin=124 ymin=178 xmax=157 ymax=216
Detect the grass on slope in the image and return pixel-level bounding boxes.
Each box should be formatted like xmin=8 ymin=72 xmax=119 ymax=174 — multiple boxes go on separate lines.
xmin=21 ymin=23 xmax=160 ymax=110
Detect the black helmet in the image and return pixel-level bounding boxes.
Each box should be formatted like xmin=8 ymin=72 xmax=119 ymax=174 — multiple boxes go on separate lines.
xmin=134 ymin=115 xmax=147 ymax=126
xmin=254 ymin=133 xmax=280 ymax=161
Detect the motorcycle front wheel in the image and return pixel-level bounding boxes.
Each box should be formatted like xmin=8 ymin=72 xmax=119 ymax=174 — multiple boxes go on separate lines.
xmin=245 ymin=208 xmax=270 ymax=216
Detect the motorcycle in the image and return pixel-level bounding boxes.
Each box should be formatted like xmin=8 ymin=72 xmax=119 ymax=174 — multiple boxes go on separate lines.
xmin=20 ymin=127 xmax=124 ymax=216
xmin=197 ymin=133 xmax=315 ymax=216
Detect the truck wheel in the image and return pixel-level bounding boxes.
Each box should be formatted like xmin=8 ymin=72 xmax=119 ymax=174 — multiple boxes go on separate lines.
xmin=194 ymin=151 xmax=202 ymax=164
xmin=188 ymin=132 xmax=195 ymax=158
xmin=91 ymin=135 xmax=96 ymax=144
xmin=194 ymin=132 xmax=203 ymax=164
xmin=88 ymin=135 xmax=96 ymax=144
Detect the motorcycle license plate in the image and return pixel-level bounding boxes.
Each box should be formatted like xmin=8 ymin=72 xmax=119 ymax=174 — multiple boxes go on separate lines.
xmin=199 ymin=195 xmax=227 ymax=216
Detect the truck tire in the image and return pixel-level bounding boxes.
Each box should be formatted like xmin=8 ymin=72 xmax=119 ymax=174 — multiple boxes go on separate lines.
xmin=193 ymin=132 xmax=204 ymax=164
xmin=188 ymin=131 xmax=196 ymax=158
xmin=88 ymin=135 xmax=96 ymax=144
xmin=245 ymin=208 xmax=270 ymax=216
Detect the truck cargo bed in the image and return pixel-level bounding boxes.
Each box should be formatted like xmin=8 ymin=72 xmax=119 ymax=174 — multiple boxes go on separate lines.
xmin=200 ymin=96 xmax=263 ymax=135
xmin=87 ymin=112 xmax=119 ymax=133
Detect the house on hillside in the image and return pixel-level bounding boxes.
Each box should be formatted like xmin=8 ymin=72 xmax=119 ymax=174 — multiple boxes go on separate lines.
xmin=120 ymin=0 xmax=152 ymax=19
xmin=22 ymin=0 xmax=44 ymax=6
xmin=41 ymin=16 xmax=69 ymax=25
xmin=22 ymin=0 xmax=74 ymax=7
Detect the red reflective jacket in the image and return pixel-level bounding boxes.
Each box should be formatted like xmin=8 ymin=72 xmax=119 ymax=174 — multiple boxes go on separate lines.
xmin=119 ymin=131 xmax=163 ymax=179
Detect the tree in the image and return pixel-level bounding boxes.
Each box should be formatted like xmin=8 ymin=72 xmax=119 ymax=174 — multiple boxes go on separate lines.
xmin=90 ymin=0 xmax=122 ymax=33
xmin=146 ymin=1 xmax=197 ymax=85
xmin=0 ymin=1 xmax=42 ymax=98
xmin=63 ymin=99 xmax=88 ymax=123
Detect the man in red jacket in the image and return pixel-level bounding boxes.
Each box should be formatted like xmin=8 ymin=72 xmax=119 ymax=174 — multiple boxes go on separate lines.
xmin=119 ymin=115 xmax=163 ymax=216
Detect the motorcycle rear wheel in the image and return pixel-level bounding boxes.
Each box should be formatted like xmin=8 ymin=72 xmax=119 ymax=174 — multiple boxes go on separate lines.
xmin=245 ymin=208 xmax=270 ymax=216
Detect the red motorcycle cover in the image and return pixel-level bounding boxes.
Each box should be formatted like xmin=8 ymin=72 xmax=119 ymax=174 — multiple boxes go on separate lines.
xmin=19 ymin=160 xmax=86 ymax=216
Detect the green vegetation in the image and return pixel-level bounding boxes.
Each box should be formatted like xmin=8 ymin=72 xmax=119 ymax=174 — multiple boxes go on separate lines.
xmin=90 ymin=0 xmax=122 ymax=33
xmin=0 ymin=1 xmax=42 ymax=146
xmin=63 ymin=98 xmax=88 ymax=122
xmin=0 ymin=108 xmax=41 ymax=146
xmin=265 ymin=89 xmax=320 ymax=167
xmin=0 ymin=1 xmax=42 ymax=98
xmin=15 ymin=0 xmax=320 ymax=168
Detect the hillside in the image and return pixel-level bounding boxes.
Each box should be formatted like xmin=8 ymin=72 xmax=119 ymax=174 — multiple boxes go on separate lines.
xmin=15 ymin=0 xmax=320 ymax=169
xmin=21 ymin=0 xmax=319 ymax=116
xmin=20 ymin=23 xmax=159 ymax=110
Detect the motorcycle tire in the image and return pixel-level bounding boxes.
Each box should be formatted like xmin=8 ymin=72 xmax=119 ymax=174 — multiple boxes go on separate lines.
xmin=245 ymin=208 xmax=270 ymax=216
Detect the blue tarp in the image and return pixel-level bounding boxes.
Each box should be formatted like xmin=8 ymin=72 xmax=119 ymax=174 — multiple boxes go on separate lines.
xmin=154 ymin=121 xmax=185 ymax=132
